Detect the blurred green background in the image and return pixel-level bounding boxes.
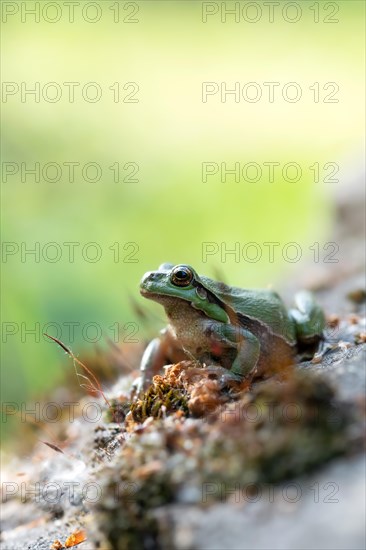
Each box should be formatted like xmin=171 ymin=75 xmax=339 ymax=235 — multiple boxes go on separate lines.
xmin=1 ymin=1 xmax=364 ymax=413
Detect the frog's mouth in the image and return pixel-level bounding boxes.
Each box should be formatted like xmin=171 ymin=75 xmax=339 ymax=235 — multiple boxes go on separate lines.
xmin=140 ymin=288 xmax=165 ymax=300
xmin=140 ymin=288 xmax=192 ymax=307
xmin=140 ymin=288 xmax=155 ymax=297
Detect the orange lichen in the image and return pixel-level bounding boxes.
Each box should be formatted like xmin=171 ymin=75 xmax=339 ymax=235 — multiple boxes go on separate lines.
xmin=64 ymin=529 xmax=87 ymax=547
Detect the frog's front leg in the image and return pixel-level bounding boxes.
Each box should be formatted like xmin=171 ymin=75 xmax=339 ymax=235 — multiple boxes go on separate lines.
xmin=134 ymin=328 xmax=175 ymax=392
xmin=205 ymin=322 xmax=260 ymax=379
xmin=139 ymin=336 xmax=165 ymax=388
xmin=289 ymin=290 xmax=325 ymax=344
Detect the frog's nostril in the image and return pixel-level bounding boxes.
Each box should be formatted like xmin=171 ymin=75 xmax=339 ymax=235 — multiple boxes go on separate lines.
xmin=141 ymin=272 xmax=151 ymax=285
xmin=141 ymin=271 xmax=156 ymax=285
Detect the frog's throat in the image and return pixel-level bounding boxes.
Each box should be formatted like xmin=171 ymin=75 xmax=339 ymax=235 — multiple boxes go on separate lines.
xmin=141 ymin=290 xmax=230 ymax=324
xmin=190 ymin=300 xmax=230 ymax=324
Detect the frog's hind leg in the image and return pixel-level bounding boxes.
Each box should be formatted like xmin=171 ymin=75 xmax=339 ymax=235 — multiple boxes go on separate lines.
xmin=289 ymin=290 xmax=325 ymax=345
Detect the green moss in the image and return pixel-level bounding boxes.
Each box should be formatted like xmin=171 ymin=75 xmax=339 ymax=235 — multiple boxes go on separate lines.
xmin=130 ymin=377 xmax=189 ymax=422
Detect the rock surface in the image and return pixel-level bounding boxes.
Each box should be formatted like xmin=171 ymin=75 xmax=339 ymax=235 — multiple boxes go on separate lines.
xmin=1 ymin=213 xmax=365 ymax=550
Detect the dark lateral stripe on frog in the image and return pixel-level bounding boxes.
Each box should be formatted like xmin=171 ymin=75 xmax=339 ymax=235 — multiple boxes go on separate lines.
xmin=193 ymin=278 xmax=294 ymax=346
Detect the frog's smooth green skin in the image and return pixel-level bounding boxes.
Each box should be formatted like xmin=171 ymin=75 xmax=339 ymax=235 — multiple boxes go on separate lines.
xmin=137 ymin=264 xmax=325 ymax=391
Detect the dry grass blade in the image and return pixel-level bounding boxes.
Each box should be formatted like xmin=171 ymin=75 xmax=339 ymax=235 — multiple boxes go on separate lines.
xmin=44 ymin=333 xmax=111 ymax=408
xmin=41 ymin=441 xmax=64 ymax=454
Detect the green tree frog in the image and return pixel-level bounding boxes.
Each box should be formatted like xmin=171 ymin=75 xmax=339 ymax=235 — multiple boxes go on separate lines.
xmin=137 ymin=264 xmax=325 ymax=390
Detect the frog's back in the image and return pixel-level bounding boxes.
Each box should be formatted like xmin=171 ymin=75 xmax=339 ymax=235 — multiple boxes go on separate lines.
xmin=201 ymin=277 xmax=296 ymax=343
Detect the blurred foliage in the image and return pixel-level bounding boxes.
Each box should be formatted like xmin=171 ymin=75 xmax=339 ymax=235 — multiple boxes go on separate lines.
xmin=1 ymin=1 xmax=364 ymax=415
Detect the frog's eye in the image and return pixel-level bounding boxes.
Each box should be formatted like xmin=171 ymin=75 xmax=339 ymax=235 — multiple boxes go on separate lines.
xmin=171 ymin=266 xmax=193 ymax=287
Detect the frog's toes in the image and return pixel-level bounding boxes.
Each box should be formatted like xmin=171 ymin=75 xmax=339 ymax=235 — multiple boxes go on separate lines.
xmin=202 ymin=365 xmax=230 ymax=378
xmin=202 ymin=366 xmax=244 ymax=391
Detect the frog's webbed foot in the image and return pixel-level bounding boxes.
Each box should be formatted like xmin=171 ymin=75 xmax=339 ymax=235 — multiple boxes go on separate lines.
xmin=201 ymin=365 xmax=246 ymax=391
xmin=309 ymin=338 xmax=340 ymax=364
